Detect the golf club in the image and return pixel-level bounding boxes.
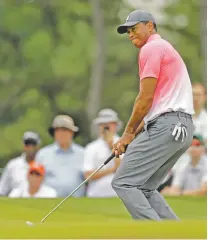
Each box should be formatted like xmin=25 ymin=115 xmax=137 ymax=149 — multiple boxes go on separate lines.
xmin=26 ymin=152 xmax=115 ymax=226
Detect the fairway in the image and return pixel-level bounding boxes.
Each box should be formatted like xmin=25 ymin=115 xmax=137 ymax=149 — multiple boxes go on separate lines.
xmin=0 ymin=197 xmax=206 ymax=239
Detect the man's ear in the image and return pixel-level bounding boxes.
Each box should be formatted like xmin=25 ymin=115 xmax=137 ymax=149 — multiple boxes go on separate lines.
xmin=147 ymin=21 xmax=154 ymax=32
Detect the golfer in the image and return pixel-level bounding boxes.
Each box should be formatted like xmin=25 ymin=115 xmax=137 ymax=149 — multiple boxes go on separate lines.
xmin=111 ymin=9 xmax=194 ymax=221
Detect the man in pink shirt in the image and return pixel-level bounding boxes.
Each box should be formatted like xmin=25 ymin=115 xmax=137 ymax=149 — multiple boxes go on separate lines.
xmin=111 ymin=9 xmax=194 ymax=220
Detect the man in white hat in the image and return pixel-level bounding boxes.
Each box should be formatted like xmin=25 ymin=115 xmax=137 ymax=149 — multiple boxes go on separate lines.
xmin=82 ymin=109 xmax=122 ymax=197
xmin=35 ymin=114 xmax=85 ymax=197
xmin=0 ymin=131 xmax=41 ymax=196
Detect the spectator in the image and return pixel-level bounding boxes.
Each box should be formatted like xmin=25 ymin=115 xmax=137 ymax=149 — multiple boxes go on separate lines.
xmin=9 ymin=162 xmax=57 ymax=198
xmin=192 ymin=83 xmax=207 ymax=140
xmin=35 ymin=114 xmax=85 ymax=197
xmin=161 ymin=135 xmax=207 ymax=196
xmin=158 ymin=153 xmax=190 ymax=192
xmin=158 ymin=83 xmax=207 ymax=192
xmin=0 ymin=131 xmax=41 ymax=196
xmin=83 ymin=109 xmax=122 ymax=198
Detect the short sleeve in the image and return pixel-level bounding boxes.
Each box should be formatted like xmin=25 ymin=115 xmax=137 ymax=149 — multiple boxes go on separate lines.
xmin=0 ymin=165 xmax=11 ymax=196
xmin=139 ymin=44 xmax=164 ymax=81
xmin=8 ymin=188 xmax=22 ymax=198
xmin=82 ymin=145 xmax=96 ymax=172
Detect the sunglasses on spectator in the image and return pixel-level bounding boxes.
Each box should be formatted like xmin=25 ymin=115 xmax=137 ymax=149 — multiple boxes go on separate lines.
xmin=24 ymin=140 xmax=38 ymax=146
xmin=29 ymin=171 xmax=42 ymax=176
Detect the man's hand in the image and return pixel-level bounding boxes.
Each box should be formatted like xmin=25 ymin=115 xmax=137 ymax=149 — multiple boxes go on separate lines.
xmin=112 ymin=132 xmax=135 ymax=156
xmin=112 ymin=157 xmax=121 ymax=172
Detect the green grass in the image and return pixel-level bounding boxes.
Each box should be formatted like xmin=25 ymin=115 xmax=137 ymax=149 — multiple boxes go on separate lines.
xmin=0 ymin=196 xmax=206 ymax=238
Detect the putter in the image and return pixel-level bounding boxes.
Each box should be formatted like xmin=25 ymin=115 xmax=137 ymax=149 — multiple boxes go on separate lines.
xmin=26 ymin=153 xmax=115 ymax=226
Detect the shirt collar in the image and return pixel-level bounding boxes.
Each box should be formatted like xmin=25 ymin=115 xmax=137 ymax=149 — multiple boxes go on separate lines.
xmin=54 ymin=142 xmax=74 ymax=154
xmin=146 ymin=33 xmax=161 ymax=43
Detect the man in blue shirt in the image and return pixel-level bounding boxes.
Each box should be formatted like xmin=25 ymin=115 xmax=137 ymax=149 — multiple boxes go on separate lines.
xmin=35 ymin=115 xmax=85 ymax=197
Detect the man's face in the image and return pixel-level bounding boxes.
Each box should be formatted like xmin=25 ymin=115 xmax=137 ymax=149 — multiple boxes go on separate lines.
xmin=127 ymin=22 xmax=153 ymax=48
xmin=192 ymin=84 xmax=206 ymax=111
xmin=54 ymin=128 xmax=74 ymax=145
xmin=99 ymin=122 xmax=118 ymax=136
xmin=189 ymin=139 xmax=205 ymax=159
xmin=28 ymin=171 xmax=44 ymax=188
xmin=23 ymin=144 xmax=39 ymax=161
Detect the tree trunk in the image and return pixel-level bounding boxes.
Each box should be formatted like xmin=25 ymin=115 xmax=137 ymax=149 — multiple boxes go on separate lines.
xmin=200 ymin=0 xmax=207 ymax=86
xmin=87 ymin=0 xmax=105 ymax=128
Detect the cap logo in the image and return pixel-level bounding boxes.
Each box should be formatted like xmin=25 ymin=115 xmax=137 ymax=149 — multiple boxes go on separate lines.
xmin=126 ymin=15 xmax=130 ymax=22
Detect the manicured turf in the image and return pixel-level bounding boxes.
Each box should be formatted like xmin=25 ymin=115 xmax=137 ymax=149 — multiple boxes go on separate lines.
xmin=0 ymin=196 xmax=206 ymax=238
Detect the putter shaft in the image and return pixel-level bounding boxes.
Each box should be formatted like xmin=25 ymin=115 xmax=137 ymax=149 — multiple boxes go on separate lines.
xmin=41 ymin=153 xmax=115 ymax=223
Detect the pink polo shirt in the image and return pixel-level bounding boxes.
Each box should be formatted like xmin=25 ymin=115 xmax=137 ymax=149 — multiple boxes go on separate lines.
xmin=139 ymin=34 xmax=194 ymax=123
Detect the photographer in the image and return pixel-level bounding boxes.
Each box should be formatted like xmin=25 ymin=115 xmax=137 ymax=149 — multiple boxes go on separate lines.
xmin=83 ymin=109 xmax=122 ymax=198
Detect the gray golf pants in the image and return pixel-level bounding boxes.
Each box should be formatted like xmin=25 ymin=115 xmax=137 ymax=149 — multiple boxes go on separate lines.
xmin=112 ymin=111 xmax=193 ymax=221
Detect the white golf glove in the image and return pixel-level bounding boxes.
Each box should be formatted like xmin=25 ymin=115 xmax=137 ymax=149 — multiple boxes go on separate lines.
xmin=172 ymin=122 xmax=188 ymax=142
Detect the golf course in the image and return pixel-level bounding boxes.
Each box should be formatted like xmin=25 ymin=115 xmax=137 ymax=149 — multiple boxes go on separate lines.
xmin=0 ymin=196 xmax=206 ymax=239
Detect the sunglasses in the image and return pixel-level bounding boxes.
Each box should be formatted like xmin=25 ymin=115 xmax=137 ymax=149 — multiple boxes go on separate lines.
xmin=29 ymin=171 xmax=42 ymax=176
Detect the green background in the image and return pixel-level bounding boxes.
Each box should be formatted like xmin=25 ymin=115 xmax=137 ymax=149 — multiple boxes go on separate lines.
xmin=0 ymin=0 xmax=206 ymax=165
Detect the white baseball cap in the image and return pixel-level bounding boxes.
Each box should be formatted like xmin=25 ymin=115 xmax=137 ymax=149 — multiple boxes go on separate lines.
xmin=23 ymin=131 xmax=41 ymax=145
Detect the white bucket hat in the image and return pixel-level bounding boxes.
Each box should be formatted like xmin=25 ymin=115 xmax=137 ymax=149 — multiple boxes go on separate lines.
xmin=93 ymin=109 xmax=122 ymax=130
xmin=48 ymin=115 xmax=79 ymax=137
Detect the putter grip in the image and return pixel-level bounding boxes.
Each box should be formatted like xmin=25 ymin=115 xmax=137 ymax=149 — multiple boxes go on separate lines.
xmin=104 ymin=153 xmax=115 ymax=165
xmin=104 ymin=145 xmax=129 ymax=165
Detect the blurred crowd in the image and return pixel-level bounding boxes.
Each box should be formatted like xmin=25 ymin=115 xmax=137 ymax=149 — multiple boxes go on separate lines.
xmin=0 ymin=83 xmax=206 ymax=199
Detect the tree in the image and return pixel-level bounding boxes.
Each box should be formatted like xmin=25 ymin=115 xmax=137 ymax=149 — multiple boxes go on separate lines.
xmin=0 ymin=0 xmax=93 ymax=164
xmin=86 ymin=0 xmax=105 ymax=130
xmin=161 ymin=0 xmax=204 ymax=83
xmin=0 ymin=0 xmax=203 ymax=165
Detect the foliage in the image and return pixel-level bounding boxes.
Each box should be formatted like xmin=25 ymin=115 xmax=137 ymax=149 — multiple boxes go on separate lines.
xmin=0 ymin=0 xmax=204 ymax=165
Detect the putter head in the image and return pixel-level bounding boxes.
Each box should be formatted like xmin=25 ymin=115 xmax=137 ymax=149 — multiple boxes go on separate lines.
xmin=26 ymin=221 xmax=34 ymax=226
